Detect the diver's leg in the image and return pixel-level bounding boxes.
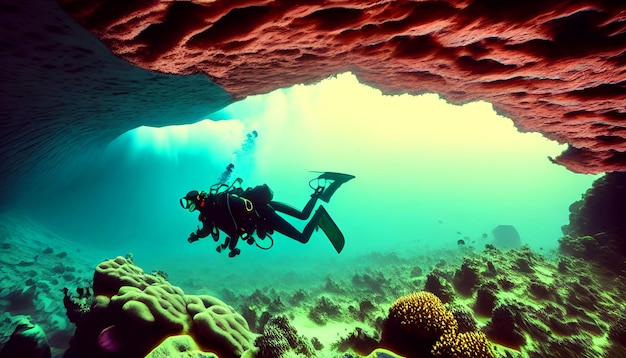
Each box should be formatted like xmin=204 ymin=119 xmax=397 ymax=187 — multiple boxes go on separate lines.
xmin=312 ymin=172 xmax=355 ymax=203
xmin=269 ymin=192 xmax=319 ymax=220
xmin=267 ymin=207 xmax=343 ymax=252
xmin=228 ymin=235 xmax=240 ymax=251
xmin=215 ymin=231 xmax=242 ymax=257
xmin=225 ymin=235 xmax=241 ymax=257
xmin=267 ymin=210 xmax=322 ymax=243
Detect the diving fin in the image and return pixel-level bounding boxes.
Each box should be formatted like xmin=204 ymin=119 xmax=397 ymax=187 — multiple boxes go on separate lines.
xmin=313 ymin=172 xmax=355 ymax=203
xmin=315 ymin=206 xmax=345 ymax=253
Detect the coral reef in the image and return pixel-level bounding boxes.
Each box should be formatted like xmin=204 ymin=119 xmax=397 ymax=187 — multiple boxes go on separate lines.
xmin=308 ymin=296 xmax=343 ymax=325
xmin=378 ymin=290 xmax=498 ymax=357
xmin=234 ymin=288 xmax=289 ymax=334
xmin=473 ymin=283 xmax=498 ymax=317
xmin=254 ymin=315 xmax=315 ymax=358
xmin=424 ymin=270 xmax=455 ymax=304
xmin=145 ymin=335 xmax=218 ymax=358
xmin=64 ymin=256 xmax=257 ymax=358
xmin=607 ymin=314 xmax=626 ymax=356
xmin=452 ymin=259 xmax=480 ymax=297
xmin=0 ymin=216 xmax=100 ymax=356
xmin=348 ymin=299 xmax=377 ymax=323
xmin=63 ymin=286 xmax=94 ymax=324
xmin=427 ymin=246 xmax=626 ymax=356
xmin=188 ymin=295 xmax=257 ymax=356
xmin=564 ymin=172 xmax=626 ymax=238
xmin=381 ymin=291 xmax=459 ymax=356
xmin=431 ymin=331 xmax=495 ymax=358
xmin=560 ymin=172 xmax=626 ymax=273
xmin=334 ymin=327 xmax=379 ymax=356
xmin=0 ymin=317 xmax=51 ymax=358
xmin=482 ymin=304 xmax=526 ymax=350
xmin=388 ymin=292 xmax=457 ymax=339
xmin=448 ymin=305 xmax=478 ymax=334
xmin=5 ymin=207 xmax=626 ymax=357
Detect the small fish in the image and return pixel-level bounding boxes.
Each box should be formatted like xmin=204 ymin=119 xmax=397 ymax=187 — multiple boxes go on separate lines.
xmin=457 ymin=239 xmax=465 ymax=245
xmin=456 ymin=231 xmax=462 ymax=235
xmin=481 ymin=233 xmax=488 ymax=239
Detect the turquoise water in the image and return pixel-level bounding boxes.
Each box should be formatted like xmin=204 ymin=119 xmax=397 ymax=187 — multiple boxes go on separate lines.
xmin=19 ymin=72 xmax=599 ymax=289
xmin=2 ymin=72 xmax=606 ymax=357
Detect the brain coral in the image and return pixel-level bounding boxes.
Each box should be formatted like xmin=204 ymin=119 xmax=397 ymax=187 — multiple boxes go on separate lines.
xmin=145 ymin=335 xmax=218 ymax=358
xmin=431 ymin=331 xmax=495 ymax=358
xmin=187 ymin=295 xmax=257 ymax=356
xmin=109 ymin=284 xmax=190 ymax=331
xmin=93 ymin=256 xmax=164 ymax=295
xmin=65 ymin=256 xmax=256 ymax=358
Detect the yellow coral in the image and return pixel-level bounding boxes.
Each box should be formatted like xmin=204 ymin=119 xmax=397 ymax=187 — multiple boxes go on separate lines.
xmin=431 ymin=331 xmax=495 ymax=358
xmin=94 ymin=256 xmax=165 ymax=295
xmin=388 ymin=291 xmax=458 ymax=340
xmin=187 ymin=295 xmax=258 ymax=356
xmin=145 ymin=335 xmax=219 ymax=357
xmin=121 ymin=300 xmax=155 ymax=324
xmin=109 ymin=284 xmax=190 ymax=331
xmin=90 ymin=257 xmax=257 ymax=357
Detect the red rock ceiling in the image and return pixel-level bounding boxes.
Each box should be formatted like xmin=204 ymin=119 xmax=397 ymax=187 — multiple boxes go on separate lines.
xmin=58 ymin=0 xmax=626 ymax=174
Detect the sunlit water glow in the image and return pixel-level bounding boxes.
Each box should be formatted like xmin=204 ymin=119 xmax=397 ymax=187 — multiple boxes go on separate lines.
xmin=30 ymin=72 xmax=599 ymax=286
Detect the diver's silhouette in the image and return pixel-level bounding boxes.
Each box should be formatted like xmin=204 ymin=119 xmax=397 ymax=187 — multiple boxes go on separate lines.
xmin=180 ymin=172 xmax=354 ymax=258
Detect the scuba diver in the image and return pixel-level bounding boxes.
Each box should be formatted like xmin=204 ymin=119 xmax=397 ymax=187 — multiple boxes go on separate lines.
xmin=180 ymin=171 xmax=355 ymax=258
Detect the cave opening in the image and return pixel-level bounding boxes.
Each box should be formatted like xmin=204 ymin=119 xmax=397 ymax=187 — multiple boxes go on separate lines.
xmin=25 ymin=72 xmax=600 ymax=277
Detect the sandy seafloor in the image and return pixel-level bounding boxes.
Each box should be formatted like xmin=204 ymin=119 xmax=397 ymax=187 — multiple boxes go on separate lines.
xmin=1 ymin=212 xmax=626 ymax=358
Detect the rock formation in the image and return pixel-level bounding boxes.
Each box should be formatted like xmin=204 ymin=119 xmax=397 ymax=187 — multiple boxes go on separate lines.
xmin=2 ymin=0 xmax=625 ymax=207
xmin=57 ymin=0 xmax=626 ymax=174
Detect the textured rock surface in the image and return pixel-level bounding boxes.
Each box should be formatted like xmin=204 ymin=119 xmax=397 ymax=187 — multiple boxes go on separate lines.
xmin=57 ymin=0 xmax=626 ymax=174
xmin=2 ymin=0 xmax=626 ymax=209
xmin=560 ymin=172 xmax=626 ymax=273
xmin=0 ymin=317 xmax=51 ymax=358
xmin=0 ymin=215 xmax=104 ymax=356
xmin=0 ymin=0 xmax=231 ymax=209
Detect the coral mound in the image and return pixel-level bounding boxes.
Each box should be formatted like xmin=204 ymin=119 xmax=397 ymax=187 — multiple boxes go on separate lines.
xmin=423 ymin=245 xmax=626 ymax=356
xmin=145 ymin=335 xmax=218 ymax=358
xmin=254 ymin=315 xmax=316 ymax=358
xmin=381 ymin=291 xmax=458 ymax=357
xmin=64 ymin=256 xmax=257 ymax=358
xmin=0 ymin=317 xmax=51 ymax=358
xmin=94 ymin=256 xmax=166 ymax=294
xmin=387 ymin=292 xmax=457 ymax=340
xmin=188 ymin=295 xmax=257 ymax=356
xmin=380 ymin=290 xmax=497 ymax=357
xmin=560 ymin=172 xmax=626 ymax=274
xmin=431 ymin=331 xmax=495 ymax=358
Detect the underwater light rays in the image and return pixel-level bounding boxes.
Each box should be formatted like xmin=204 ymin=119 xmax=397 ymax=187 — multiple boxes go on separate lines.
xmin=106 ymin=72 xmax=599 ymax=255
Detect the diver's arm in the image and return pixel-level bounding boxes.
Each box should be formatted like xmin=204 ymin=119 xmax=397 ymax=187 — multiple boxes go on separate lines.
xmin=196 ymin=222 xmax=213 ymax=238
xmin=188 ymin=216 xmax=214 ymax=243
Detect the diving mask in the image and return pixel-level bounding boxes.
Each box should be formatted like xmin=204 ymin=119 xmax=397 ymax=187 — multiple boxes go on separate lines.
xmin=179 ymin=197 xmax=197 ymax=212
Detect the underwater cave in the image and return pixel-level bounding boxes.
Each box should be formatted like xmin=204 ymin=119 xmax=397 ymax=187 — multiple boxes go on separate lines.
xmin=1 ymin=0 xmax=626 ymax=357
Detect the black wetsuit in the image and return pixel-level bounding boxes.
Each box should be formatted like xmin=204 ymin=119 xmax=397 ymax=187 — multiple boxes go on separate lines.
xmin=192 ymin=186 xmax=322 ymax=256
